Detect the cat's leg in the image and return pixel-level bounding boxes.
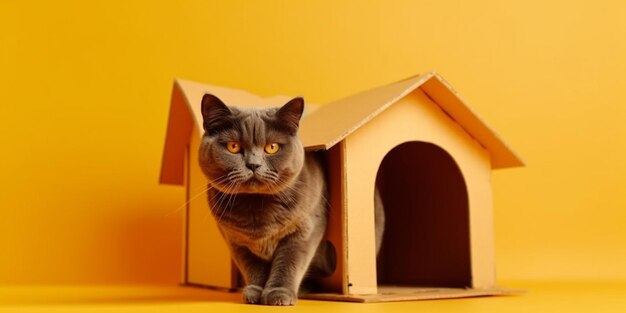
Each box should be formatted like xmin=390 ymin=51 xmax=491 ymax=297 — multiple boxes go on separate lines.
xmin=230 ymin=245 xmax=270 ymax=304
xmin=308 ymin=239 xmax=336 ymax=278
xmin=261 ymin=229 xmax=324 ymax=306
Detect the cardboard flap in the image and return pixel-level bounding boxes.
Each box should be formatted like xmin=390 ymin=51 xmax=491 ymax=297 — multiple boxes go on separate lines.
xmin=159 ymin=82 xmax=194 ymax=185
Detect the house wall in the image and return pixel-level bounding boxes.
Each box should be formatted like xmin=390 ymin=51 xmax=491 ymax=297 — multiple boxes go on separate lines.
xmin=343 ymin=88 xmax=495 ymax=294
xmin=316 ymin=143 xmax=347 ymax=294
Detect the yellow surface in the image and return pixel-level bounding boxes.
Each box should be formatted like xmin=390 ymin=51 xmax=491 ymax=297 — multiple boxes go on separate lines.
xmin=1 ymin=0 xmax=626 ymax=297
xmin=1 ymin=282 xmax=625 ymax=312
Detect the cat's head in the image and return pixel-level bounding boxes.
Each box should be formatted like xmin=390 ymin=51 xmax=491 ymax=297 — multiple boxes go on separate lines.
xmin=198 ymin=94 xmax=305 ymax=194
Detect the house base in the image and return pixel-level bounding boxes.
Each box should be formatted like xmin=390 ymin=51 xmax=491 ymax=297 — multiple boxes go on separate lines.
xmin=181 ymin=281 xmax=523 ymax=303
xmin=301 ymin=285 xmax=523 ymax=303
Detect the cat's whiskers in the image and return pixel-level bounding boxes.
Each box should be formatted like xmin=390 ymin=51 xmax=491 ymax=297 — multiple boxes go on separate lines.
xmin=257 ymin=172 xmax=279 ymax=185
xmin=280 ymin=176 xmax=335 ymax=224
xmin=279 ymin=175 xmax=330 ymax=208
xmin=204 ymin=182 xmax=235 ymax=224
xmin=273 ymin=177 xmax=304 ymax=201
xmin=265 ymin=182 xmax=283 ymax=204
xmin=214 ymin=180 xmax=239 ymax=224
xmin=268 ymin=181 xmax=297 ymax=212
xmin=204 ymin=175 xmax=240 ymax=224
xmin=211 ymin=181 xmax=232 ymax=223
xmin=275 ymin=176 xmax=331 ymax=217
xmin=224 ymin=180 xmax=240 ymax=210
xmin=223 ymin=181 xmax=242 ymax=222
xmin=189 ymin=174 xmax=226 ymax=194
xmin=227 ymin=181 xmax=242 ymax=218
xmin=163 ymin=174 xmax=230 ymax=217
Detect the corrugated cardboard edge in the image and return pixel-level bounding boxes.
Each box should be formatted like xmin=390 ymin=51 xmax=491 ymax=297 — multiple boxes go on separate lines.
xmin=301 ymin=287 xmax=525 ymax=303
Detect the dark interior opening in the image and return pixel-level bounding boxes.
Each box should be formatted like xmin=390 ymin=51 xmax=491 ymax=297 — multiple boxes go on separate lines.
xmin=375 ymin=141 xmax=472 ymax=288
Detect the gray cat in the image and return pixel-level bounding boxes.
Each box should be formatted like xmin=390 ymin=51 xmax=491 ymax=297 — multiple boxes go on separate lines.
xmin=198 ymin=94 xmax=384 ymax=306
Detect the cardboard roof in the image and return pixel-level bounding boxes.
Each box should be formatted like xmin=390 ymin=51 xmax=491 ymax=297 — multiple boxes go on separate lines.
xmin=299 ymin=72 xmax=524 ymax=169
xmin=160 ymin=72 xmax=523 ymax=185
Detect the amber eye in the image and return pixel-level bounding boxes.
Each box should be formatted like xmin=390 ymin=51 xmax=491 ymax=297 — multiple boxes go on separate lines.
xmin=264 ymin=143 xmax=280 ymax=154
xmin=226 ymin=141 xmax=241 ymax=154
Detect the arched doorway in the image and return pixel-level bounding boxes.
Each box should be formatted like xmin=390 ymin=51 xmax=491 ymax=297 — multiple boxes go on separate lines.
xmin=375 ymin=141 xmax=472 ymax=288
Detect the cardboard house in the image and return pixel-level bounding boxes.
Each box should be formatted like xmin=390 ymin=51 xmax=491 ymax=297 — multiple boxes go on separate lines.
xmin=159 ymin=72 xmax=524 ymax=302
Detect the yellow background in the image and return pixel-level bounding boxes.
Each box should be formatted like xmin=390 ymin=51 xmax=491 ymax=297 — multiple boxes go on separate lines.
xmin=1 ymin=0 xmax=625 ymax=287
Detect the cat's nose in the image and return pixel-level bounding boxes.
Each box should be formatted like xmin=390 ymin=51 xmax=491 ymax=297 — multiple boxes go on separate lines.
xmin=246 ymin=163 xmax=261 ymax=171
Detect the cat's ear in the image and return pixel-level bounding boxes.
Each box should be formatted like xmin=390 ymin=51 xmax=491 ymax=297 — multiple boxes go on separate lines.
xmin=277 ymin=97 xmax=304 ymax=133
xmin=201 ymin=94 xmax=232 ymax=134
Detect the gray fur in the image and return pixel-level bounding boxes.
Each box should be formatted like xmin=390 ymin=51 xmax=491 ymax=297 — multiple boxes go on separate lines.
xmin=198 ymin=95 xmax=329 ymax=306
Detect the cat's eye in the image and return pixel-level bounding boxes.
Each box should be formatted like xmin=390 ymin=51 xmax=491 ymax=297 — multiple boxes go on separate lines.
xmin=264 ymin=143 xmax=280 ymax=154
xmin=226 ymin=141 xmax=241 ymax=154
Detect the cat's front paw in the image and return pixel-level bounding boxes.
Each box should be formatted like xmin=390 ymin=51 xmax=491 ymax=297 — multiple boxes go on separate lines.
xmin=261 ymin=287 xmax=296 ymax=306
xmin=242 ymin=285 xmax=263 ymax=304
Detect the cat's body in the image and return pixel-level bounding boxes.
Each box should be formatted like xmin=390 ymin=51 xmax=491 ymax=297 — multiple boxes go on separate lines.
xmin=207 ymin=153 xmax=326 ymax=259
xmin=198 ymin=94 xmax=383 ymax=306
xmin=206 ymin=152 xmax=331 ymax=301
xmin=198 ymin=95 xmax=330 ymax=305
